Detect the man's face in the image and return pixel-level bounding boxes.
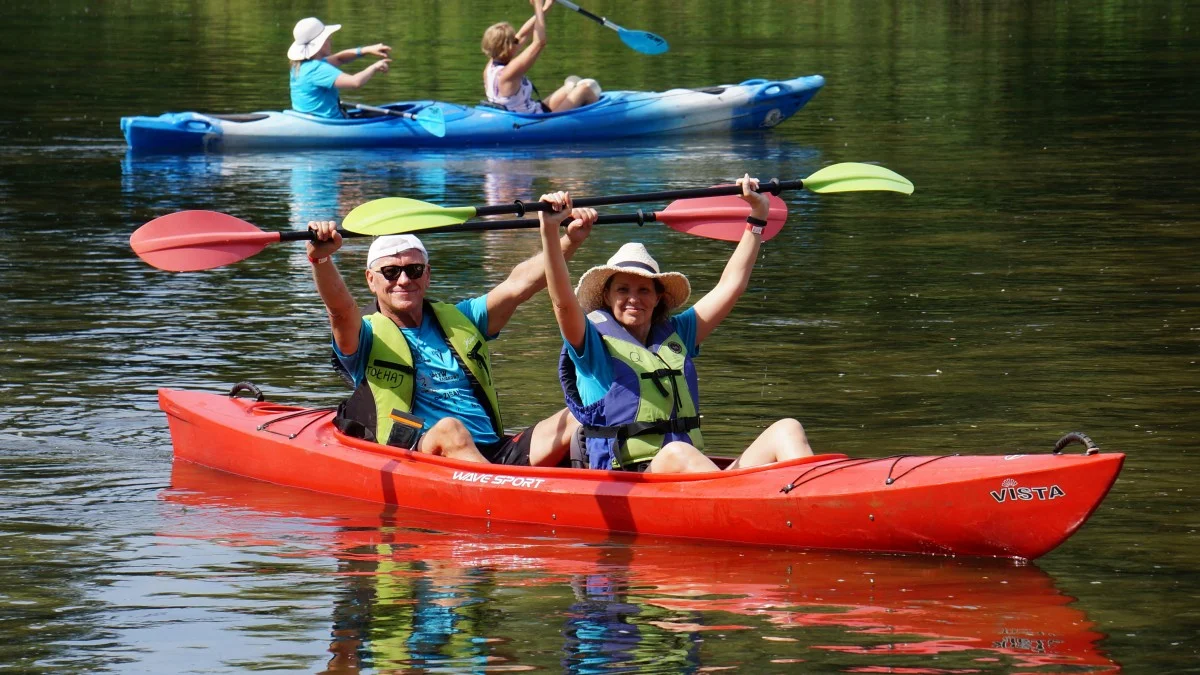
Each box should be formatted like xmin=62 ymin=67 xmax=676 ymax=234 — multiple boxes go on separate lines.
xmin=367 ymin=249 xmax=429 ymax=315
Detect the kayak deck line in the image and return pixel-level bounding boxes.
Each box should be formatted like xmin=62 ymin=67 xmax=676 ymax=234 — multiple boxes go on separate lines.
xmin=779 ymin=454 xmax=957 ymax=493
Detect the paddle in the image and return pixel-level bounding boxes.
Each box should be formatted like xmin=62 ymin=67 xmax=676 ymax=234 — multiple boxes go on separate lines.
xmin=437 ymin=193 xmax=787 ymax=242
xmin=555 ymin=0 xmax=669 ymax=55
xmin=342 ymin=162 xmax=913 ymax=236
xmin=130 ymin=194 xmax=785 ymax=272
xmin=350 ymin=103 xmax=446 ymax=138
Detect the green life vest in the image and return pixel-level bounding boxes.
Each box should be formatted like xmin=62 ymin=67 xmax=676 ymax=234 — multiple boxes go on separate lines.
xmin=601 ymin=330 xmax=704 ymax=466
xmin=362 ymin=301 xmax=502 ymax=443
xmin=560 ymin=311 xmax=703 ymax=470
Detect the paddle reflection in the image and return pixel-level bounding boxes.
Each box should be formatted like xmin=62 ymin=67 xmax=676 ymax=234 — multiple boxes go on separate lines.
xmin=164 ymin=462 xmax=1118 ymax=673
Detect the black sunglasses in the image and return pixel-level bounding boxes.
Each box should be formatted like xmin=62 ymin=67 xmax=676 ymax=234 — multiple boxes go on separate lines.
xmin=374 ymin=263 xmax=426 ymax=281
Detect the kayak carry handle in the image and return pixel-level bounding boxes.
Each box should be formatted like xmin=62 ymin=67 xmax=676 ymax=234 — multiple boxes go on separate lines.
xmin=752 ymin=81 xmax=789 ymax=102
xmin=1053 ymin=432 xmax=1099 ymax=455
xmin=228 ymin=381 xmax=265 ymax=402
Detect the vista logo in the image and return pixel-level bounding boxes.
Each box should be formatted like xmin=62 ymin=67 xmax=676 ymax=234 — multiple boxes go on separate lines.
xmin=990 ymin=478 xmax=1066 ymax=503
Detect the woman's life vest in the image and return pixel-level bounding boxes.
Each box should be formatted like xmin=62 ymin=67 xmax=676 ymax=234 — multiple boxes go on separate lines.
xmin=335 ymin=301 xmax=502 ymax=444
xmin=484 ymin=60 xmax=541 ymax=113
xmin=559 ymin=310 xmax=703 ymax=470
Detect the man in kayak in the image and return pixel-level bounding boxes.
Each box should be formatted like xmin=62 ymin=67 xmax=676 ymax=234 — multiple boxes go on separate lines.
xmin=481 ymin=0 xmax=601 ymax=113
xmin=536 ymin=179 xmax=815 ymax=473
xmin=288 ymin=17 xmax=392 ymax=119
xmin=305 ymin=219 xmax=593 ymax=466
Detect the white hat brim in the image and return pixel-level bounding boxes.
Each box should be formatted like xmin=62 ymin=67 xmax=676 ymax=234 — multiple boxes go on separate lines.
xmin=287 ymin=23 xmax=341 ymax=61
xmin=574 ymin=264 xmax=691 ymax=315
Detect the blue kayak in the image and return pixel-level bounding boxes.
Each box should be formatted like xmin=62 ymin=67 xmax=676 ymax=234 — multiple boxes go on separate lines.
xmin=121 ymin=75 xmax=823 ymax=154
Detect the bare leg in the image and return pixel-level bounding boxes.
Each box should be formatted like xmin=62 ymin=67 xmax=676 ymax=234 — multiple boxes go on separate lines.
xmin=527 ymin=408 xmax=579 ymax=467
xmin=727 ymin=418 xmax=814 ymax=470
xmin=648 ymin=441 xmax=721 ymax=474
xmin=543 ymin=81 xmax=600 ymax=112
xmin=417 ymin=417 xmax=489 ymax=463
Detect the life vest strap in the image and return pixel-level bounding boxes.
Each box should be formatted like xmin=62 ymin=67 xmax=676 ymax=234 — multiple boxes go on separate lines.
xmin=639 ymin=367 xmax=682 ymax=397
xmin=582 ymin=416 xmax=701 ymax=440
xmin=371 ymin=358 xmax=415 ymax=375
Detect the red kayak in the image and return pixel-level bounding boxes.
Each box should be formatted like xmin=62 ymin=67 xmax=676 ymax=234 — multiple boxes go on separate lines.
xmin=159 ymin=386 xmax=1124 ymax=560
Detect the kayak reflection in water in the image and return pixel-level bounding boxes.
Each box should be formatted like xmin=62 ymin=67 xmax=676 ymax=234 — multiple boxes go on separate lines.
xmin=305 ymin=220 xmax=590 ymax=466
xmin=538 ymin=177 xmax=816 ymax=473
xmin=288 ymin=17 xmax=392 ymax=119
xmin=482 ymin=0 xmax=601 ymax=114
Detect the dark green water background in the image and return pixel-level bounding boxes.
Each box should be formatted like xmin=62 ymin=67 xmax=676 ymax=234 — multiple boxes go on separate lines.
xmin=0 ymin=0 xmax=1197 ymax=672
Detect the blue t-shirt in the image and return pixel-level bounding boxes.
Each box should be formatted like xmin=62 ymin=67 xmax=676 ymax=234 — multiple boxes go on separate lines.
xmin=565 ymin=308 xmax=700 ymax=406
xmin=290 ymin=59 xmax=343 ymax=119
xmin=335 ymin=296 xmax=501 ymax=445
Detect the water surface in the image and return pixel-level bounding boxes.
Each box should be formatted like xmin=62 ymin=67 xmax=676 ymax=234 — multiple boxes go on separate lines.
xmin=0 ymin=0 xmax=1197 ymax=672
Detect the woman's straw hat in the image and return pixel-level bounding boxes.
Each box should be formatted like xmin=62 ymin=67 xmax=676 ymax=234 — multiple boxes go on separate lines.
xmin=574 ymin=242 xmax=691 ymax=314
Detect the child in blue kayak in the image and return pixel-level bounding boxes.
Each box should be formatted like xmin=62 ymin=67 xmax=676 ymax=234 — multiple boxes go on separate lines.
xmin=288 ymin=17 xmax=392 ymax=119
xmin=481 ymin=0 xmax=601 ymax=113
xmin=537 ymin=177 xmax=816 ymax=473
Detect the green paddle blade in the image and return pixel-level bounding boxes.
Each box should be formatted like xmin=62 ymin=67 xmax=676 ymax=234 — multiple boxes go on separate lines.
xmin=342 ymin=198 xmax=478 ymax=236
xmin=804 ymin=162 xmax=915 ymax=195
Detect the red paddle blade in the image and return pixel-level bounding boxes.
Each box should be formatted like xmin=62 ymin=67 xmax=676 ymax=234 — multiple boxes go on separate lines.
xmin=657 ymin=192 xmax=788 ymax=242
xmin=130 ymin=210 xmax=281 ymax=272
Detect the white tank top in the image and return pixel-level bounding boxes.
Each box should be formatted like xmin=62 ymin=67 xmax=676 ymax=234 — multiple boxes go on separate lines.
xmin=485 ymin=61 xmax=541 ymax=114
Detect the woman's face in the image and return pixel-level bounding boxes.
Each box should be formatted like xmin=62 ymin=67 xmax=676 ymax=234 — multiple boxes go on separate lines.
xmin=604 ymin=272 xmax=660 ymax=330
xmin=317 ymin=37 xmax=333 ymax=58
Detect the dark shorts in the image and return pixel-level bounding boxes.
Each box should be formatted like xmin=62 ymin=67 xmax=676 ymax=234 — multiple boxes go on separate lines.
xmin=478 ymin=427 xmax=534 ymax=466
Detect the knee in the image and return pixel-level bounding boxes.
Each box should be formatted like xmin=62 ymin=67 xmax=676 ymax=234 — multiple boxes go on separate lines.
xmin=573 ymin=78 xmax=601 ymax=101
xmin=773 ymin=418 xmax=806 ymax=435
xmin=650 ymin=442 xmax=702 ymax=473
xmin=658 ymin=441 xmax=694 ymax=463
xmin=771 ymin=417 xmax=813 ymax=456
xmin=424 ymin=418 xmax=472 ymax=451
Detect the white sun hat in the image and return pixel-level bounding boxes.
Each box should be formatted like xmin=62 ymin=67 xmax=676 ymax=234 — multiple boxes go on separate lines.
xmin=574 ymin=242 xmax=691 ymax=314
xmin=367 ymin=234 xmax=428 ymax=268
xmin=288 ymin=17 xmax=341 ymax=61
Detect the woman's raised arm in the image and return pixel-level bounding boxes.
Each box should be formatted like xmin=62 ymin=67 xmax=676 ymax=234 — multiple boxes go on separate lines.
xmin=690 ymin=175 xmax=770 ymax=345
xmin=538 ymin=191 xmax=596 ymax=351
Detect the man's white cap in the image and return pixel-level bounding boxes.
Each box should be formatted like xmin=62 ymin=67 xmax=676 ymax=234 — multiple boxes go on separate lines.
xmin=288 ymin=17 xmax=341 ymax=61
xmin=367 ymin=234 xmax=428 ymax=268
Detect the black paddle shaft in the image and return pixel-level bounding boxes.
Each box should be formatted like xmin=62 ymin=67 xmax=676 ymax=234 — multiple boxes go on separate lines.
xmin=278 ymin=229 xmax=369 ymax=242
xmin=275 ymin=213 xmax=652 ymax=242
xmin=472 ymin=178 xmax=801 ymax=217
xmin=435 ymin=211 xmax=655 ymax=234
xmin=570 ymin=4 xmax=607 ymax=23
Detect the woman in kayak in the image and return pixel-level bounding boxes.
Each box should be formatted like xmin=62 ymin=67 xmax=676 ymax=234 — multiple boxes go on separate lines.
xmin=538 ymin=178 xmax=816 ymax=473
xmin=481 ymin=0 xmax=601 ymax=113
xmin=288 ymin=17 xmax=392 ymax=119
